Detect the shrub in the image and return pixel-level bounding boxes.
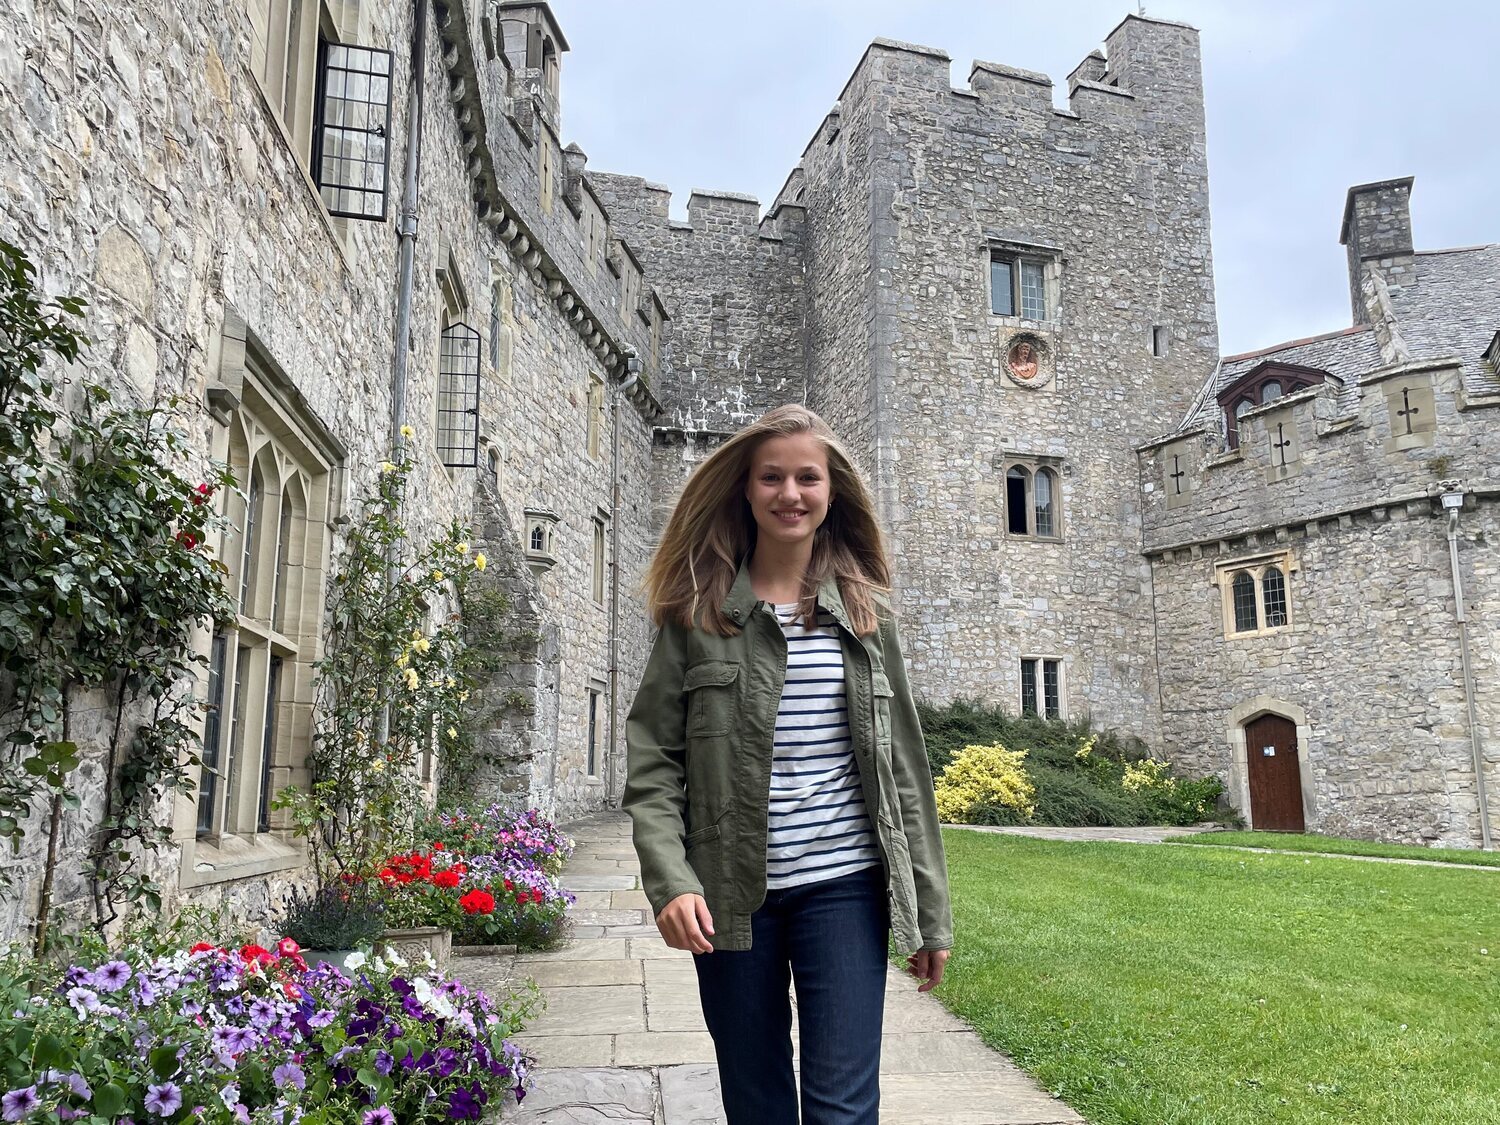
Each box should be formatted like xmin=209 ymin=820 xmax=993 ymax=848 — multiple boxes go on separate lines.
xmin=279 ymin=883 xmax=387 ymax=951
xmin=425 ymin=805 xmax=575 ymax=877
xmin=919 ymin=698 xmax=1226 ymax=828
xmin=934 ymin=743 xmax=1037 ymax=824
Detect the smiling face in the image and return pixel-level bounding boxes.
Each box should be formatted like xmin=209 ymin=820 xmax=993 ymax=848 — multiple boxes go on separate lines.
xmin=744 ymin=431 xmax=833 ymax=546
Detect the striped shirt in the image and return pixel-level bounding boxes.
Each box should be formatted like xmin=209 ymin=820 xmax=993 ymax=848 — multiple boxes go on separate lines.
xmin=764 ymin=600 xmax=882 ymax=890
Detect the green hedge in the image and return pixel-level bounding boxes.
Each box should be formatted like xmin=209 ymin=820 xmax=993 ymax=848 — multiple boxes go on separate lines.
xmin=917 ymin=696 xmax=1233 ymax=828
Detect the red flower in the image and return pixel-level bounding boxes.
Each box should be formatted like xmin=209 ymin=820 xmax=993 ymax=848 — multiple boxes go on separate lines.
xmin=432 ymin=870 xmax=461 ymax=889
xmin=239 ymin=944 xmax=271 ymax=965
xmin=530 ymin=888 xmax=543 ymax=904
xmin=459 ymin=889 xmax=495 ymax=915
xmin=502 ymin=878 xmax=513 ymax=891
xmin=515 ymin=894 xmax=526 ymax=906
xmin=276 ymin=937 xmax=301 ymax=958
xmin=192 ymin=482 xmax=213 ymax=505
xmin=431 ymin=842 xmax=444 ymax=851
xmin=452 ymin=863 xmax=468 ymax=876
xmin=176 ymin=531 xmax=198 ymax=551
xmin=189 ymin=942 xmax=215 ymax=954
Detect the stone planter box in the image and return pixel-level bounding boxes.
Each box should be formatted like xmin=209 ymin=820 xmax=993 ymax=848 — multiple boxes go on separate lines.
xmin=376 ymin=926 xmax=451 ymax=970
xmin=451 ymin=943 xmax=519 ymax=957
xmin=302 ymin=949 xmax=360 ymax=973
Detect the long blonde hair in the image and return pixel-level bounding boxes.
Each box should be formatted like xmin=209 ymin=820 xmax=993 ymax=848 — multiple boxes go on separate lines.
xmin=640 ymin=405 xmax=892 ymax=637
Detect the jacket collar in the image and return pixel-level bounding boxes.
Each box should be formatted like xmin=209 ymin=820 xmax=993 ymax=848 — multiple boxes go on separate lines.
xmin=720 ymin=553 xmax=850 ymax=631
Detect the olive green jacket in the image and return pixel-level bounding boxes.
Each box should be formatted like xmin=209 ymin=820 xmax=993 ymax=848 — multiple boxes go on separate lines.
xmin=622 ymin=556 xmax=954 ymax=955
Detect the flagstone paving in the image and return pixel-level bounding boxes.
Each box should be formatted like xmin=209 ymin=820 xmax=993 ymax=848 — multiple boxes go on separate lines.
xmin=468 ymin=811 xmax=1083 ymax=1125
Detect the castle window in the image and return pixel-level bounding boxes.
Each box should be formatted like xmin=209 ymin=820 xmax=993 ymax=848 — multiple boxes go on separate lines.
xmin=586 ymin=374 xmax=605 ymax=459
xmin=1218 ymin=553 xmax=1296 ymax=638
xmin=195 ymin=354 xmax=334 ymax=853
xmin=1004 ymin=462 xmax=1062 ymax=539
xmin=1217 ymin=362 xmax=1329 ymax=449
xmin=524 ymin=508 xmax=560 ymax=572
xmin=586 ymin=685 xmax=601 ymax=777
xmin=1152 ymin=325 xmax=1169 ymax=358
xmin=990 ymin=253 xmax=1051 ymax=321
xmin=592 ymin=516 xmax=607 ymax=605
xmin=1020 ymin=658 xmax=1063 ymax=719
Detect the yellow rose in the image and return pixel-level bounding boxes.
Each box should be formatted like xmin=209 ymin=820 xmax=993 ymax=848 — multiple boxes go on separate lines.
xmin=413 ymin=637 xmax=430 ymax=654
xmin=370 ymin=757 xmax=387 ymax=773
xmin=473 ymin=553 xmax=487 ymax=571
xmin=456 ymin=541 xmax=470 ymax=555
xmin=402 ymin=668 xmax=419 ymax=690
xmin=396 ymin=651 xmax=409 ymax=668
xmin=431 ymin=569 xmax=445 ymax=582
xmin=400 ymin=424 xmax=414 ymax=439
xmin=458 ymin=690 xmax=470 ymax=702
xmin=378 ymin=461 xmax=397 ymax=474
xmin=446 ymin=726 xmax=458 ymax=740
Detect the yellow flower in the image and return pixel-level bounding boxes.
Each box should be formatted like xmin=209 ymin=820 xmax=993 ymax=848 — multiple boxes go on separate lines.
xmin=413 ymin=637 xmax=431 ymax=654
xmin=396 ymin=651 xmax=410 ymax=668
xmin=402 ymin=668 xmax=419 ymax=690
xmin=400 ymin=424 xmax=414 ymax=439
xmin=378 ymin=461 xmax=397 ymax=474
xmin=456 ymin=541 xmax=470 ymax=555
xmin=473 ymin=553 xmax=487 ymax=571
xmin=446 ymin=726 xmax=458 ymax=740
xmin=370 ymin=757 xmax=387 ymax=773
xmin=445 ymin=677 xmax=456 ymax=688
xmin=458 ymin=690 xmax=470 ymax=702
xmin=431 ymin=569 xmax=445 ymax=582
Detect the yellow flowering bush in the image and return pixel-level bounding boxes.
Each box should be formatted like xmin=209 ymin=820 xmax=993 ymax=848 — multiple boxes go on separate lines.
xmin=1121 ymin=757 xmax=1176 ymax=793
xmin=934 ymin=742 xmax=1037 ymax=824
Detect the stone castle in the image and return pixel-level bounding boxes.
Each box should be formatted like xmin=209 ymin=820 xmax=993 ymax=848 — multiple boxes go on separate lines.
xmin=0 ymin=0 xmax=1494 ymax=932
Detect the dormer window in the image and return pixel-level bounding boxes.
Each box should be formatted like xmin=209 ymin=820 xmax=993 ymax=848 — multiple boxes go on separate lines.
xmin=1217 ymin=362 xmax=1328 ymax=449
xmin=523 ymin=507 xmax=560 ymax=572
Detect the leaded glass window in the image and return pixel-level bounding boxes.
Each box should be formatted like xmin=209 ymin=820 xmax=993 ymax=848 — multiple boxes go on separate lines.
xmin=1020 ymin=659 xmax=1039 ymax=716
xmin=990 ymin=258 xmax=1015 ymax=316
xmin=1232 ymin=571 xmax=1258 ymax=632
xmin=1020 ymin=261 xmax=1046 ymax=320
xmin=437 ymin=322 xmax=482 ymax=467
xmin=1262 ymin=566 xmax=1287 ymax=628
xmin=1035 ymin=469 xmax=1055 ymax=537
xmin=312 ymin=41 xmax=393 ymax=220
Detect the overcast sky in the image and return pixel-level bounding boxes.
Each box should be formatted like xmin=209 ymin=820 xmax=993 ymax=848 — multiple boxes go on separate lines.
xmin=550 ymin=1 xmax=1498 ymax=358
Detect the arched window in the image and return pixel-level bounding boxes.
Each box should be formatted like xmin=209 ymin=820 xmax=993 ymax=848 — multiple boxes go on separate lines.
xmin=239 ymin=464 xmax=264 ymax=616
xmin=1232 ymin=571 xmax=1258 ymax=632
xmin=1262 ymin=566 xmax=1287 ymax=628
xmin=1006 ymin=467 xmax=1030 ymax=535
xmin=1260 ymin=381 xmax=1283 ymax=404
xmin=531 ymin=525 xmax=545 ymax=552
xmin=1034 ymin=469 xmax=1056 ymax=537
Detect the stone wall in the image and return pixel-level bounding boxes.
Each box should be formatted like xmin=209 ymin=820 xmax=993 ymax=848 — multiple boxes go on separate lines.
xmin=0 ymin=0 xmax=664 ymax=939
xmin=797 ymin=19 xmax=1218 ymax=746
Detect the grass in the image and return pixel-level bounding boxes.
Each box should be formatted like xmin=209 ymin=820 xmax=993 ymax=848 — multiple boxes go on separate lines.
xmin=924 ymin=829 xmax=1500 ymax=1124
xmin=1162 ymin=830 xmax=1500 ymax=869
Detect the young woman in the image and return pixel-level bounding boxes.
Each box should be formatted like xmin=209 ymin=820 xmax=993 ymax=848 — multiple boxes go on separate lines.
xmin=623 ymin=404 xmax=953 ymax=1125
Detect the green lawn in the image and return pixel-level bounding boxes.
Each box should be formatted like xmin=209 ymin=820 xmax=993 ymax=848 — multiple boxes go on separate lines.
xmin=1162 ymin=830 xmax=1500 ymax=869
xmin=926 ymin=829 xmax=1500 ymax=1124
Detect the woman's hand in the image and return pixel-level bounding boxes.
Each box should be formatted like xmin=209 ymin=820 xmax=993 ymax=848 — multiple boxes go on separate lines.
xmin=905 ymin=948 xmax=949 ymax=992
xmin=656 ymin=893 xmax=716 ymax=953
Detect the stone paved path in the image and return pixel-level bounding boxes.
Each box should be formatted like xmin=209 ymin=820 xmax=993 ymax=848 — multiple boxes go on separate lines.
xmin=465 ymin=810 xmax=1083 ymax=1125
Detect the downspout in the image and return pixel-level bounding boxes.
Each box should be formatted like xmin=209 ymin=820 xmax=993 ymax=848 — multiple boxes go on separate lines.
xmin=1441 ymin=484 xmax=1492 ymax=850
xmin=608 ymin=354 xmax=642 ymax=806
xmin=379 ymin=0 xmax=428 ymax=751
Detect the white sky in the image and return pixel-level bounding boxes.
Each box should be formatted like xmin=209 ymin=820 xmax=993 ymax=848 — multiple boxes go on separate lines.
xmin=551 ymin=1 xmax=1498 ymax=357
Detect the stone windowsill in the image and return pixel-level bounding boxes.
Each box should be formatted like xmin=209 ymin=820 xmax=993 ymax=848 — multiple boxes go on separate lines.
xmin=180 ymin=831 xmax=306 ymax=890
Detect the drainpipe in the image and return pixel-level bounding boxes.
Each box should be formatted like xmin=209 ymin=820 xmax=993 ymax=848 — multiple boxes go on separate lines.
xmin=379 ymin=0 xmax=428 ymax=752
xmin=1441 ymin=483 xmax=1492 ymax=850
xmin=608 ymin=353 xmax=642 ymax=806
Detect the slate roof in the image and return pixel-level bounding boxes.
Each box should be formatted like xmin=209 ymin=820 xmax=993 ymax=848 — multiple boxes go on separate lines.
xmin=1166 ymin=241 xmax=1500 ymax=441
xmin=1389 ymin=244 xmax=1500 ymax=396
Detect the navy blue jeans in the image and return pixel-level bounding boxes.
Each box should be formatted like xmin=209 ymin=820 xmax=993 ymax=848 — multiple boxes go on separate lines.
xmin=693 ymin=865 xmax=889 ymax=1125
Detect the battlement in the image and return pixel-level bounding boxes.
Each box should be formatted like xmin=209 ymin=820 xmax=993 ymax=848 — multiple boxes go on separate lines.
xmin=687 ymin=189 xmax=762 ymax=230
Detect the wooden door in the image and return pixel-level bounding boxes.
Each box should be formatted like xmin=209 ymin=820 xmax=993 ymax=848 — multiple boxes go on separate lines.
xmin=1244 ymin=714 xmax=1304 ymax=832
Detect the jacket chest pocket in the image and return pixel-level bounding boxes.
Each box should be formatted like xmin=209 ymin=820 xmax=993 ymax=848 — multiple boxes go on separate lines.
xmin=685 ymin=660 xmax=740 ymax=738
xmin=871 ymin=670 xmax=894 ymax=748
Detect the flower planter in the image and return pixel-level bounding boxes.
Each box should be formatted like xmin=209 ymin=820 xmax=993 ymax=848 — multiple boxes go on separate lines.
xmin=376 ymin=925 xmax=452 ymax=970
xmin=301 ymin=948 xmax=361 ymax=973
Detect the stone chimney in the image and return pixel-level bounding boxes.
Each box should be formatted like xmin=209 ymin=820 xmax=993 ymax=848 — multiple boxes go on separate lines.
xmin=1339 ymin=177 xmax=1415 ymax=325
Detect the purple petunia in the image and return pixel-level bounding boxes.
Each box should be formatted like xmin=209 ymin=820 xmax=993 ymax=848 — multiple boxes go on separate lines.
xmin=2 ymin=1086 xmax=39 ymax=1122
xmin=272 ymin=1063 xmax=305 ymax=1091
xmin=64 ymin=987 xmax=99 ymax=1018
xmin=90 ymin=960 xmax=133 ymax=992
xmin=144 ymin=1081 xmax=183 ymax=1116
xmin=362 ymin=1111 xmax=396 ymax=1125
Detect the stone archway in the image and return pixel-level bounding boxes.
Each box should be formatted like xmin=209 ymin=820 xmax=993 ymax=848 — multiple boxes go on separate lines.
xmin=1226 ymin=696 xmax=1315 ymax=831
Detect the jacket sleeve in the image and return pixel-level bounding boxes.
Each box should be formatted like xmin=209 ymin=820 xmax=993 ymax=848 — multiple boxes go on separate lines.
xmin=880 ymin=611 xmax=955 ymax=951
xmin=621 ymin=618 xmax=705 ymax=917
